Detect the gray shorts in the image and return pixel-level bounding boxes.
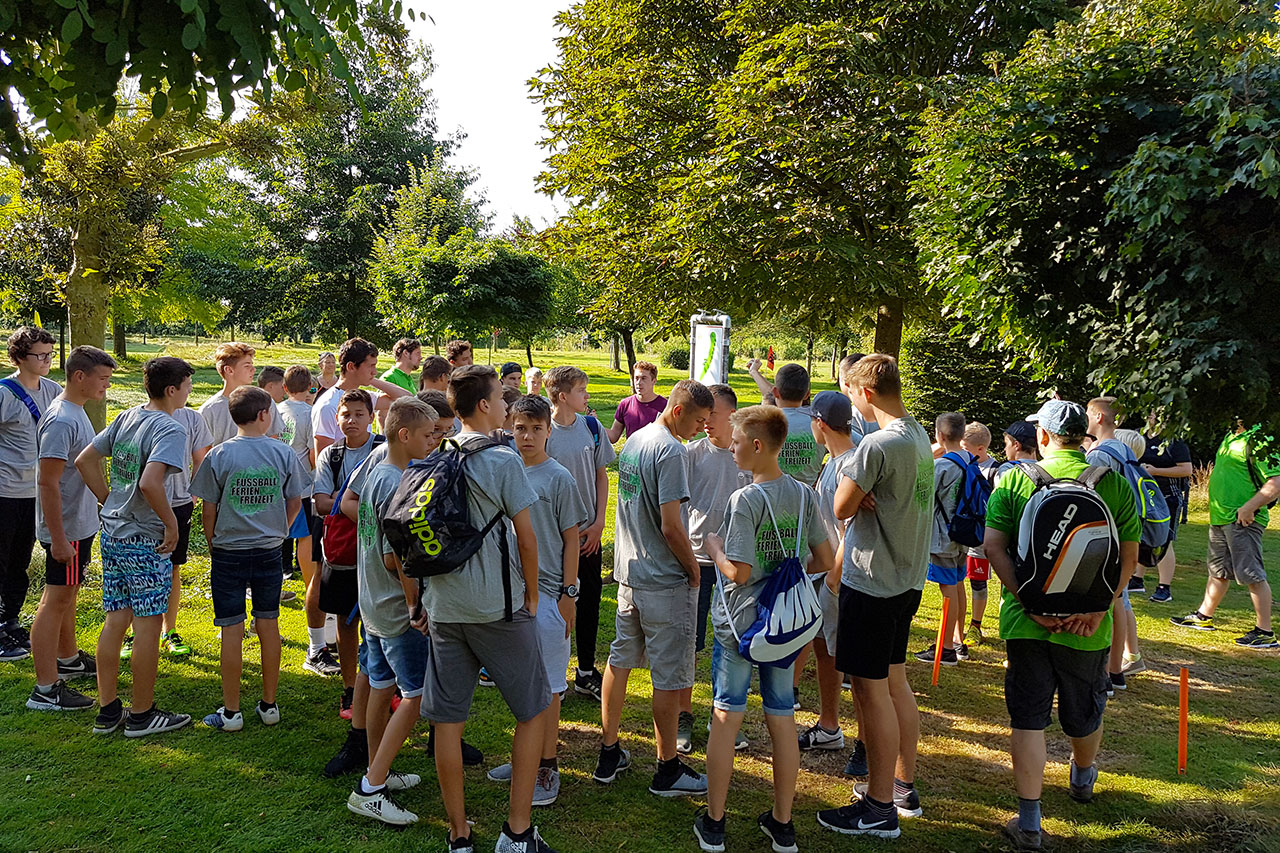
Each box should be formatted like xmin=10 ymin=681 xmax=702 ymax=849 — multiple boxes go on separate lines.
xmin=608 ymin=583 xmax=697 ymax=691
xmin=818 ymin=579 xmax=840 ymax=654
xmin=1208 ymin=523 xmax=1267 ymax=585
xmin=419 ymin=609 xmax=552 ymax=724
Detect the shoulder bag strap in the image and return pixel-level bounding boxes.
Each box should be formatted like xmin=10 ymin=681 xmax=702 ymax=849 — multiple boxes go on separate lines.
xmin=0 ymin=378 xmax=41 ymax=423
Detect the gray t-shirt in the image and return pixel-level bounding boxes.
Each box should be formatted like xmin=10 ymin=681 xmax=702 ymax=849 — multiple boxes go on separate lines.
xmin=713 ymin=476 xmax=827 ymax=648
xmin=164 ymin=406 xmax=215 ymax=506
xmin=614 ymin=422 xmax=691 ymax=590
xmin=357 ymin=461 xmax=410 ymax=639
xmin=0 ymin=374 xmax=62 ymax=499
xmin=35 ymin=397 xmax=99 ymax=543
xmin=545 ymin=414 xmax=615 ymax=527
xmin=91 ymin=406 xmax=188 ymax=541
xmin=419 ymin=432 xmax=538 ymax=623
xmin=199 ymin=392 xmax=286 ymax=446
xmin=346 ymin=441 xmax=391 ymax=498
xmin=1087 ymin=439 xmax=1132 ymax=474
xmin=277 ymin=398 xmax=314 ymax=473
xmin=523 ymin=457 xmax=588 ymax=597
xmin=189 ymin=435 xmax=309 ymax=550
xmin=686 ymin=437 xmax=751 ymax=563
xmin=815 ymin=446 xmax=858 ymax=549
xmin=315 ymin=437 xmax=380 ymax=498
xmin=839 ymin=416 xmax=934 ymax=598
xmin=930 ymin=454 xmax=967 ymax=567
xmin=778 ymin=406 xmax=825 ymax=486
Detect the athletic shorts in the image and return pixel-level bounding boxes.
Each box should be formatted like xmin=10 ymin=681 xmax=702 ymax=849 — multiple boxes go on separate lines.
xmin=966 ymin=555 xmax=990 ymax=582
xmin=926 ymin=562 xmax=966 ymax=586
xmin=420 ymin=610 xmax=552 ymax=724
xmin=1165 ymin=492 xmax=1182 ymax=543
xmin=319 ymin=563 xmax=359 ymax=620
xmin=41 ymin=534 xmax=96 ymax=586
xmin=536 ymin=600 xmax=571 ymax=694
xmin=171 ymin=501 xmax=195 ymax=567
xmin=836 ymin=585 xmax=922 ymax=680
xmin=608 ymin=583 xmax=697 ymax=691
xmin=100 ymin=533 xmax=172 ymax=618
xmin=712 ymin=638 xmax=794 ymax=717
xmin=1208 ymin=522 xmax=1266 ymax=585
xmin=818 ymin=579 xmax=839 ymax=653
xmin=288 ymin=497 xmax=313 ymax=540
xmin=1005 ymin=638 xmax=1108 ymax=737
xmin=211 ymin=546 xmax=283 ymax=627
xmin=365 ymin=629 xmax=430 ymax=697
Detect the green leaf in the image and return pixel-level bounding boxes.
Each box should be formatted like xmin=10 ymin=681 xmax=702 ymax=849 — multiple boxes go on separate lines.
xmin=60 ymin=10 xmax=82 ymax=43
xmin=182 ymin=22 xmax=203 ymax=50
xmin=179 ymin=0 xmax=197 ymax=11
xmin=105 ymin=39 xmax=126 ymax=65
xmin=150 ymin=90 xmax=168 ymax=118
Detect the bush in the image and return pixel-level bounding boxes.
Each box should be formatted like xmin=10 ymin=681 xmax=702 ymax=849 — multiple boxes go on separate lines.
xmin=661 ymin=343 xmax=689 ymax=371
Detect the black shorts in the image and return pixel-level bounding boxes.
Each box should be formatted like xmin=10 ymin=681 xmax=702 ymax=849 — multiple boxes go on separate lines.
xmin=42 ymin=534 xmax=96 ymax=586
xmin=836 ymin=585 xmax=922 ymax=680
xmin=171 ymin=501 xmax=195 ymax=567
xmin=319 ymin=563 xmax=359 ymax=621
xmin=1005 ymin=638 xmax=1108 ymax=737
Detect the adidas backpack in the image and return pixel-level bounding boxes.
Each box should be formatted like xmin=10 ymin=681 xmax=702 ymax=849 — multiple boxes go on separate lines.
xmin=381 ymin=436 xmax=515 ymax=618
xmin=1013 ymin=463 xmax=1122 ymax=616
xmin=937 ymin=451 xmax=994 ymax=548
xmin=1091 ymin=442 xmax=1171 ymax=567
xmin=716 ymin=483 xmax=823 ymax=667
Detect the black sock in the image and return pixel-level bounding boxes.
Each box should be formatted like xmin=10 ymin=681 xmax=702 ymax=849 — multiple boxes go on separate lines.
xmin=258 ymin=700 xmax=277 ymax=712
xmin=101 ymin=698 xmax=122 ymax=714
xmin=656 ymin=756 xmax=681 ymax=781
xmin=863 ymin=795 xmax=896 ymax=817
xmin=1156 ymin=584 xmax=1169 ymax=591
xmin=222 ymin=707 xmax=239 ymax=719
xmin=502 ymin=822 xmax=531 ymax=841
xmin=703 ymin=812 xmax=725 ymax=829
xmin=601 ymin=740 xmax=620 ymax=753
xmin=539 ymin=756 xmax=557 ymax=770
xmin=1258 ymin=626 xmax=1274 ymax=635
xmin=128 ymin=704 xmax=155 ymax=721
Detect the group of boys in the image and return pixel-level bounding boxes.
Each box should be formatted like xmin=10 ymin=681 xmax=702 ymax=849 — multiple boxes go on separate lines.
xmin=3 ymin=323 xmax=1277 ymax=853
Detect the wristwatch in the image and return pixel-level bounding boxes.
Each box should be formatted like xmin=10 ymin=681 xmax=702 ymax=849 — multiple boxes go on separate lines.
xmin=559 ymin=584 xmax=579 ymax=601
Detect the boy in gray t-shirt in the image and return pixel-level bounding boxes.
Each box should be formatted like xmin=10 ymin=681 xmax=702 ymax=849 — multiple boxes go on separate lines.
xmin=157 ymin=404 xmax=214 ymax=659
xmin=189 ymin=386 xmax=307 ymax=734
xmin=918 ymin=412 xmax=968 ymax=666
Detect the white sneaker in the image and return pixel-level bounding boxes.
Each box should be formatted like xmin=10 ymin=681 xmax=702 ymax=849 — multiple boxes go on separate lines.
xmin=798 ymin=722 xmax=845 ymax=751
xmin=202 ymin=707 xmax=244 ymax=732
xmin=347 ymin=788 xmax=418 ymax=826
xmin=256 ymin=703 xmax=281 ymax=726
xmin=385 ymin=770 xmax=421 ymax=791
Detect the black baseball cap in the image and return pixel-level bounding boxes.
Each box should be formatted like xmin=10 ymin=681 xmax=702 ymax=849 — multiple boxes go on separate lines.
xmin=500 ymin=361 xmax=522 ymax=379
xmin=810 ymin=390 xmax=852 ymax=431
xmin=1004 ymin=420 xmax=1037 ymax=448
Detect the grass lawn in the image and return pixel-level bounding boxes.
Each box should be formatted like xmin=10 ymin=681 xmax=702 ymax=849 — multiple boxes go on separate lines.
xmin=1 ymin=339 xmax=1278 ymax=852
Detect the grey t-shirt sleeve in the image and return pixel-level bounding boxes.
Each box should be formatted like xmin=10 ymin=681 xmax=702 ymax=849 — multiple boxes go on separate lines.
xmin=498 ymin=452 xmax=539 ymax=518
xmin=148 ymin=421 xmax=188 ymax=474
xmin=284 ymin=452 xmax=310 ymax=500
xmin=846 ymin=440 xmax=885 ymax=494
xmin=38 ymin=417 xmax=74 ymax=462
xmin=188 ymin=449 xmax=221 ymax=503
xmin=594 ymin=420 xmax=617 ymax=469
xmin=91 ymin=417 xmax=120 ymax=457
xmin=555 ymin=470 xmax=589 ymax=533
xmin=655 ymin=444 xmax=690 ymax=507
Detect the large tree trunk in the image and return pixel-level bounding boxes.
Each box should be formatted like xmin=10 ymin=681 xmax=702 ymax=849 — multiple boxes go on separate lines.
xmin=112 ymin=305 xmax=127 ymax=360
xmin=609 ymin=335 xmax=620 ymax=372
xmin=874 ymin=297 xmax=904 ymax=360
xmin=525 ymin=342 xmax=533 ymax=367
xmin=620 ymin=328 xmax=637 ymax=377
xmin=67 ymin=225 xmax=109 ymax=429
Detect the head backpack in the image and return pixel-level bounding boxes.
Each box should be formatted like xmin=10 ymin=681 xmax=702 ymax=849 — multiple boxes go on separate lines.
xmin=938 ymin=451 xmax=994 ymax=548
xmin=1092 ymin=442 xmax=1171 ymax=566
xmin=716 ymin=483 xmax=822 ymax=668
xmin=382 ymin=436 xmax=515 ymax=620
xmin=1013 ymin=463 xmax=1121 ymax=616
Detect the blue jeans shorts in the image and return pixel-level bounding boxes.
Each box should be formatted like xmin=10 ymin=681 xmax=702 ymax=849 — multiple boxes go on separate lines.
xmin=211 ymin=546 xmax=284 ymax=627
xmin=365 ymin=629 xmax=430 ymax=697
xmin=101 ymin=533 xmax=172 ymax=618
xmin=712 ymin=637 xmax=795 ymax=717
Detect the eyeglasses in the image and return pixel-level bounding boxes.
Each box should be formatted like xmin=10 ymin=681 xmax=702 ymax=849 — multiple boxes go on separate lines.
xmin=26 ymin=352 xmax=53 ymax=363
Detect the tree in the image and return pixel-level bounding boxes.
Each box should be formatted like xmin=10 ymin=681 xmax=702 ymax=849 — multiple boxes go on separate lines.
xmin=913 ymin=0 xmax=1280 ymax=437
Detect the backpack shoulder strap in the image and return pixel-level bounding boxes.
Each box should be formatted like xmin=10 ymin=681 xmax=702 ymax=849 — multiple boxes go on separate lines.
xmin=0 ymin=378 xmax=41 ymax=423
xmin=751 ymin=483 xmax=788 ymax=558
xmin=584 ymin=415 xmax=601 ymax=449
xmin=330 ymin=441 xmax=347 ymax=494
xmin=1077 ymin=464 xmax=1112 ymax=490
xmin=1021 ymin=462 xmax=1056 ymax=490
xmin=940 ymin=451 xmax=969 ymax=472
xmin=1093 ymin=443 xmax=1128 ymax=466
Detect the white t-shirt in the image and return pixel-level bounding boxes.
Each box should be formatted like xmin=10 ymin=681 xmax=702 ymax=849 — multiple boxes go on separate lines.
xmin=311 ymin=385 xmax=383 ymax=444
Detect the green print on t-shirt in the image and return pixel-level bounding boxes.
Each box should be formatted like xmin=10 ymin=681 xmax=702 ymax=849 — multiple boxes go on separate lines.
xmin=226 ymin=465 xmax=281 ymax=515
xmin=914 ymin=456 xmax=934 ymax=511
xmin=279 ymin=418 xmax=295 ymax=446
xmin=358 ymin=496 xmax=377 ymax=546
xmin=617 ymin=450 xmax=641 ymax=502
xmin=756 ymin=513 xmax=801 ymax=570
xmin=111 ymin=440 xmax=141 ymax=487
xmin=778 ymin=434 xmax=819 ymax=477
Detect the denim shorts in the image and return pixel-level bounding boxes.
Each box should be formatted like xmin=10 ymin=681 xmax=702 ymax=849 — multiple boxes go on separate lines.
xmin=711 ymin=637 xmax=795 ymax=717
xmin=211 ymin=546 xmax=284 ymax=627
xmin=101 ymin=533 xmax=173 ymax=618
xmin=926 ymin=562 xmax=966 ymax=586
xmin=365 ymin=629 xmax=430 ymax=697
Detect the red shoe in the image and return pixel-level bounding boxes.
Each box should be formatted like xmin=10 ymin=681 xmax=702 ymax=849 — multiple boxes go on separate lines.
xmin=339 ymin=686 xmax=354 ymax=721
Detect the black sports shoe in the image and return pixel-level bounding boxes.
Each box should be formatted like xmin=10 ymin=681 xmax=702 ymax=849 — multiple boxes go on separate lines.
xmin=1126 ymin=575 xmax=1145 ymax=592
xmin=816 ymin=797 xmax=900 ymax=838
xmin=303 ymin=646 xmax=341 ymax=676
xmin=124 ymin=705 xmax=191 ymax=738
xmin=0 ymin=630 xmax=29 ymax=662
xmin=843 ymin=739 xmax=868 ymax=777
xmin=758 ymin=810 xmax=798 ymax=853
xmin=448 ymin=833 xmax=475 ymax=852
xmin=324 ymin=728 xmax=368 ymax=777
xmin=93 ymin=699 xmax=124 ymax=734
xmin=853 ymin=780 xmax=923 ymax=818
xmin=592 ymin=743 xmax=631 ymax=783
xmin=573 ymin=668 xmax=603 ymax=701
xmin=649 ymin=759 xmax=707 ymax=798
xmin=8 ymin=624 xmax=31 ymax=650
xmin=425 ymin=725 xmax=484 ymax=766
xmin=27 ymin=679 xmax=94 ymax=711
xmin=913 ymin=644 xmax=958 ymax=666
xmin=693 ymin=809 xmax=726 ymax=852
xmin=57 ymin=650 xmax=97 ymax=680
xmin=1235 ymin=627 xmax=1279 ymax=649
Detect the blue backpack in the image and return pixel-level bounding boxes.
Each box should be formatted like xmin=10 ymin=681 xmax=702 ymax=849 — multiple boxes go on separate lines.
xmin=716 ymin=483 xmax=822 ymax=668
xmin=938 ymin=451 xmax=994 ymax=548
xmin=1092 ymin=442 xmax=1171 ymax=563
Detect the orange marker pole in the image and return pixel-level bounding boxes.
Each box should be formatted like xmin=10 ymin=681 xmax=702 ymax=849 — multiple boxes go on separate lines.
xmin=932 ymin=596 xmax=950 ymax=686
xmin=1178 ymin=666 xmax=1189 ymax=775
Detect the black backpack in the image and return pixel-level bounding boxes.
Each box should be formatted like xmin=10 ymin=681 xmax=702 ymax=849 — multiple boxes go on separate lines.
xmin=1012 ymin=463 xmax=1121 ymax=617
xmin=381 ymin=436 xmax=515 ymax=620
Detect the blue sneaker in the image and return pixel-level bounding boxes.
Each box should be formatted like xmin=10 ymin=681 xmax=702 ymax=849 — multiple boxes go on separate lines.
xmin=203 ymin=707 xmax=244 ymax=732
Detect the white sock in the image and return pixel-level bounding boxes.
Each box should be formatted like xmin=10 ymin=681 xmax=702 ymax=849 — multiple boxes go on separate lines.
xmin=324 ymin=614 xmax=338 ymax=644
xmin=359 ymin=774 xmax=384 ymax=795
xmin=308 ymin=627 xmax=326 ymax=653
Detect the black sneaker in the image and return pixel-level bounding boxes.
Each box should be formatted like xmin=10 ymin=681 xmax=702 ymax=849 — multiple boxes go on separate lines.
xmin=1108 ymin=672 xmax=1126 ymax=696
xmin=843 ymin=739 xmax=868 ymax=777
xmin=8 ymin=624 xmax=31 ymax=650
xmin=649 ymin=759 xmax=707 ymax=798
xmin=573 ymin=668 xmax=603 ymax=701
xmin=1126 ymin=575 xmax=1145 ymax=592
xmin=324 ymin=728 xmax=368 ymax=777
xmin=303 ymin=646 xmax=341 ymax=676
xmin=1148 ymin=586 xmax=1173 ymax=603
xmin=0 ymin=630 xmax=29 ymax=662
xmin=1235 ymin=627 xmax=1279 ymax=649
xmin=758 ymin=810 xmax=798 ymax=853
xmin=93 ymin=699 xmax=124 ymax=734
xmin=27 ymin=679 xmax=94 ymax=711
xmin=425 ymin=725 xmax=484 ymax=766
xmin=57 ymin=650 xmax=97 ymax=680
xmin=592 ymin=743 xmax=631 ymax=783
xmin=448 ymin=833 xmax=475 ymax=852
xmin=816 ymin=797 xmax=900 ymax=838
xmin=914 ymin=644 xmax=958 ymax=666
xmin=693 ymin=809 xmax=726 ymax=852
xmin=853 ymin=780 xmax=923 ymax=818
xmin=124 ymin=705 xmax=191 ymax=738
xmin=494 ymin=824 xmax=557 ymax=852
xmin=954 ymin=643 xmax=970 ymax=661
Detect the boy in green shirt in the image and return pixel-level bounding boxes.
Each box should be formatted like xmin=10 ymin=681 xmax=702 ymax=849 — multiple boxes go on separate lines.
xmin=984 ymin=400 xmax=1139 ymax=850
xmin=380 ymin=338 xmax=421 ymax=394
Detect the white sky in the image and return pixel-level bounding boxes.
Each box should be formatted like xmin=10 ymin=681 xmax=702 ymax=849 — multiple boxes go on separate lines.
xmin=409 ymin=1 xmax=569 ymax=232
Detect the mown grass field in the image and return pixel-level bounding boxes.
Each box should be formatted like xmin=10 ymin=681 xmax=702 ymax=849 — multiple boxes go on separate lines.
xmin=0 ymin=339 xmax=1277 ymax=852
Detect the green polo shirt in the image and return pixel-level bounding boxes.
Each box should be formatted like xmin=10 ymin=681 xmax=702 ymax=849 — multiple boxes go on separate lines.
xmin=1208 ymin=428 xmax=1280 ymax=527
xmin=380 ymin=367 xmax=416 ymax=394
xmin=986 ymin=449 xmax=1141 ymax=651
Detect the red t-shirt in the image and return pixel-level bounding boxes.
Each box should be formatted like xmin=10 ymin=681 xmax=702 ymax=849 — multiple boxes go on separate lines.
xmin=614 ymin=394 xmax=667 ymax=438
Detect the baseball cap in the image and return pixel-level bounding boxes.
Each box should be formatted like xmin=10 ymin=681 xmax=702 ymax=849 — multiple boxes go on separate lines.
xmin=809 ymin=390 xmax=852 ymax=432
xmin=1025 ymin=400 xmax=1089 ymax=437
xmin=500 ymin=361 xmax=522 ymax=380
xmin=1004 ymin=420 xmax=1037 ymax=448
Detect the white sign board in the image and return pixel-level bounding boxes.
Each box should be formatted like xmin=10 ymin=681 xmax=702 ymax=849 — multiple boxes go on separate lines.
xmin=689 ymin=312 xmax=730 ymax=386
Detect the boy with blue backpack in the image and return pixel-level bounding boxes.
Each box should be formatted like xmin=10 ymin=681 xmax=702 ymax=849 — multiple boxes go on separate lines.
xmin=697 ymin=405 xmax=833 ymax=853
xmin=915 ymin=412 xmax=971 ymax=666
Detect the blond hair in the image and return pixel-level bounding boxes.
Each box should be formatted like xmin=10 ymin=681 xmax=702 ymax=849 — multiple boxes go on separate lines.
xmin=842 ymin=353 xmax=901 ymax=397
xmin=730 ymin=405 xmax=788 ymax=453
xmin=1114 ymin=429 xmax=1146 ymax=459
xmin=963 ymin=422 xmax=991 ymax=448
xmin=214 ymin=341 xmax=256 ymax=376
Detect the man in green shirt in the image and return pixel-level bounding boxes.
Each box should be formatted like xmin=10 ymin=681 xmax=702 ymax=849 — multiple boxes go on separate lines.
xmin=379 ymin=338 xmax=421 ymax=394
xmin=1170 ymin=423 xmax=1278 ymax=649
xmin=983 ymin=400 xmax=1139 ymax=850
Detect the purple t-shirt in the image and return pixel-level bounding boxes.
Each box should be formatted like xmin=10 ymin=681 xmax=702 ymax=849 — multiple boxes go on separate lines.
xmin=614 ymin=394 xmax=667 ymax=439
